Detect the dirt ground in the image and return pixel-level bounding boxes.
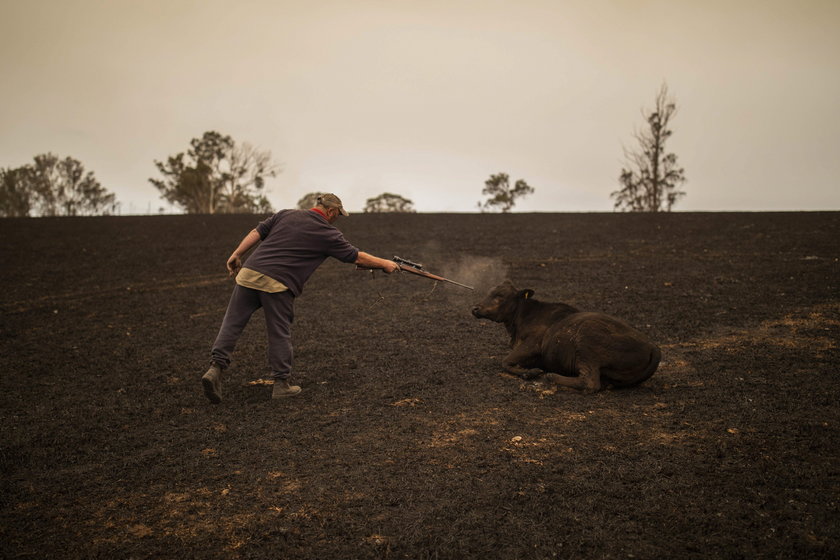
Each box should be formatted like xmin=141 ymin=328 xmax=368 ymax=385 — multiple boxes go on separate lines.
xmin=1 ymin=211 xmax=838 ymax=559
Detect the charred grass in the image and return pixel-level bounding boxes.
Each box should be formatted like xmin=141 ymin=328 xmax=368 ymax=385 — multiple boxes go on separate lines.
xmin=1 ymin=212 xmax=839 ymax=559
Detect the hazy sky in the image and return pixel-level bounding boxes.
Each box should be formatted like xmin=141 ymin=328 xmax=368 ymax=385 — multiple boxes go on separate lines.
xmin=2 ymin=0 xmax=838 ymax=213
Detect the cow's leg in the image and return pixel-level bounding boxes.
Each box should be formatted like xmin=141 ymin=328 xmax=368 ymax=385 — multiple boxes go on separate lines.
xmin=543 ymin=363 xmax=602 ymax=393
xmin=502 ymin=345 xmax=544 ymax=379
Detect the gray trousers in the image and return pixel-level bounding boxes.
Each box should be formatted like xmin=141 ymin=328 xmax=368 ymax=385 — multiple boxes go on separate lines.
xmin=211 ymin=285 xmax=295 ymax=380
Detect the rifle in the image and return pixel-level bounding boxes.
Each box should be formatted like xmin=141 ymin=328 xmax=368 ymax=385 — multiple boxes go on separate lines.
xmin=357 ymin=256 xmax=474 ymax=290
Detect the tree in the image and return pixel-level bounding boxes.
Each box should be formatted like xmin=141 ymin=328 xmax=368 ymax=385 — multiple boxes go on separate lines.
xmin=150 ymin=131 xmax=278 ymax=214
xmin=478 ymin=173 xmax=534 ymax=213
xmin=0 ymin=167 xmax=33 ymax=217
xmin=297 ymin=192 xmax=326 ymax=210
xmin=0 ymin=154 xmax=117 ymax=217
xmin=612 ymin=84 xmax=686 ymax=212
xmin=364 ymin=192 xmax=416 ymax=213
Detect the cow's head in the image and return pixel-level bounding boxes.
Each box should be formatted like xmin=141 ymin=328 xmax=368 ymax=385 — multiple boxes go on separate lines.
xmin=471 ymin=280 xmax=534 ymax=322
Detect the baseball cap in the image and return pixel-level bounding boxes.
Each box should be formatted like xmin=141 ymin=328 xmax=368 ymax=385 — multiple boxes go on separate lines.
xmin=317 ymin=193 xmax=349 ymax=216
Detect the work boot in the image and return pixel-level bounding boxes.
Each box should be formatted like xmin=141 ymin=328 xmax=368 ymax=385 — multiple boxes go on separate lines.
xmin=202 ymin=364 xmax=223 ymax=404
xmin=272 ymin=379 xmax=301 ymax=399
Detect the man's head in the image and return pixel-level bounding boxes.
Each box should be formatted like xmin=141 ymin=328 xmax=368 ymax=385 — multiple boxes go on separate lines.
xmin=317 ymin=193 xmax=349 ymax=223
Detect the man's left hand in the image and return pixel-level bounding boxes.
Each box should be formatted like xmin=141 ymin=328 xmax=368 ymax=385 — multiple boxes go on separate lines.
xmin=226 ymin=255 xmax=242 ymax=277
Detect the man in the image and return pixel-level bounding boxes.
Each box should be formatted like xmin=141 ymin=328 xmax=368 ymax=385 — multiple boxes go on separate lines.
xmin=201 ymin=193 xmax=399 ymax=403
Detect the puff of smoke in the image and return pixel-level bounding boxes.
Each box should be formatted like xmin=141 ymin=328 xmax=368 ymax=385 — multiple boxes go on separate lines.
xmin=439 ymin=255 xmax=509 ymax=302
xmin=396 ymin=241 xmax=507 ymax=303
xmin=453 ymin=255 xmax=507 ymax=292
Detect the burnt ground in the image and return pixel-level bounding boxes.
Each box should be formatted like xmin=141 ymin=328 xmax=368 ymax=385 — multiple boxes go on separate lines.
xmin=1 ymin=211 xmax=838 ymax=559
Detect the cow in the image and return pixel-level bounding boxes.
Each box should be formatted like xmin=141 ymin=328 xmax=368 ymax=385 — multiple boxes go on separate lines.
xmin=472 ymin=280 xmax=661 ymax=393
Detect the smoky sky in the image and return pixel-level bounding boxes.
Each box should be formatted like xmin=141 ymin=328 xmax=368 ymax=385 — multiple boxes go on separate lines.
xmin=1 ymin=0 xmax=838 ymax=213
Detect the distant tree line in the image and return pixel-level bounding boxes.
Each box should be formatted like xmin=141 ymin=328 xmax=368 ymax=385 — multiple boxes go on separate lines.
xmin=2 ymin=88 xmax=687 ymax=218
xmin=296 ymin=192 xmax=417 ymax=213
xmin=364 ymin=193 xmax=415 ymax=213
xmin=0 ymin=131 xmax=281 ymax=218
xmin=0 ymin=154 xmax=117 ymax=217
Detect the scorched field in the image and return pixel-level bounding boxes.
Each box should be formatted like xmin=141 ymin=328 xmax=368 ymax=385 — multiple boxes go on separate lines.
xmin=1 ymin=211 xmax=838 ymax=559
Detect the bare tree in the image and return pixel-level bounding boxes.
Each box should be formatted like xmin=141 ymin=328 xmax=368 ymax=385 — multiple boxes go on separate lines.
xmin=223 ymin=142 xmax=275 ymax=213
xmin=478 ymin=173 xmax=534 ymax=213
xmin=612 ymin=84 xmax=686 ymax=212
xmin=150 ymin=131 xmax=278 ymax=214
xmin=364 ymin=192 xmax=415 ymax=213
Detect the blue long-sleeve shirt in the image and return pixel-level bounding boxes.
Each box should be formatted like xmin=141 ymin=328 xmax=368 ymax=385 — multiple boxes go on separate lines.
xmin=243 ymin=209 xmax=360 ymax=296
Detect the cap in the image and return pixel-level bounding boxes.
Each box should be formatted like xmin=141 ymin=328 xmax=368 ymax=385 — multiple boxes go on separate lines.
xmin=317 ymin=193 xmax=349 ymax=216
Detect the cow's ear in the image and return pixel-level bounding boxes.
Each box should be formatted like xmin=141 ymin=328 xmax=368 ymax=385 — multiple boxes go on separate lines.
xmin=520 ymin=289 xmax=535 ymax=299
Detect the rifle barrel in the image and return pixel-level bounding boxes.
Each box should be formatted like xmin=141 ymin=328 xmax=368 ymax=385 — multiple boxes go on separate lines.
xmin=355 ymin=261 xmax=475 ymax=290
xmin=400 ymin=264 xmax=474 ymax=290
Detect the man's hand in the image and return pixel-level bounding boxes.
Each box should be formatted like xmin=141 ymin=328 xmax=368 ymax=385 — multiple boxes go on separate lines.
xmin=226 ymin=254 xmax=242 ymax=277
xmin=355 ymin=251 xmax=401 ymax=273
xmin=226 ymin=229 xmax=261 ymax=277
xmin=381 ymin=259 xmax=401 ymax=274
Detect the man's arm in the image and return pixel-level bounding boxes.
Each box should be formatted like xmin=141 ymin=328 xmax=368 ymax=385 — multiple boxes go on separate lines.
xmin=226 ymin=229 xmax=261 ymax=276
xmin=355 ymin=251 xmax=400 ymax=273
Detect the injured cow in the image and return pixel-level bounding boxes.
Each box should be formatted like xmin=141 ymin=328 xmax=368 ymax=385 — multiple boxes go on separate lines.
xmin=472 ymin=281 xmax=661 ymax=393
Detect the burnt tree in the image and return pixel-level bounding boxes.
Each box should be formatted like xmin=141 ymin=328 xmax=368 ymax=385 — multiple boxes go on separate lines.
xmin=612 ymin=84 xmax=686 ymax=212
